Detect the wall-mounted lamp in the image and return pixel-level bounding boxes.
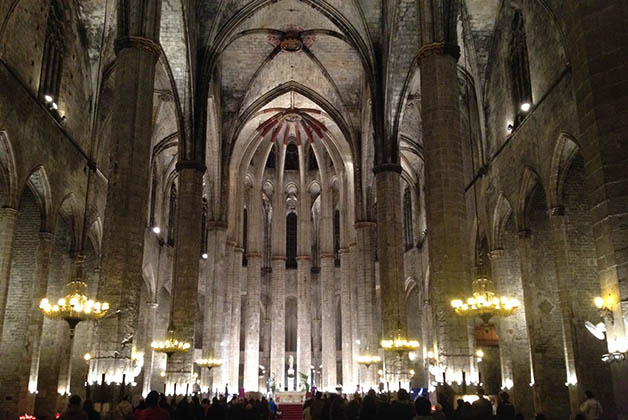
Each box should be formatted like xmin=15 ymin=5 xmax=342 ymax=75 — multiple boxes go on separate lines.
xmin=594 ymin=296 xmax=615 ymax=324
xmin=601 ymin=352 xmax=626 ymax=364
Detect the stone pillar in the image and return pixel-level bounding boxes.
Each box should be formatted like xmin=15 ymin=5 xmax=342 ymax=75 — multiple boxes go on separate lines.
xmin=564 ymin=3 xmax=628 ymax=416
xmin=319 ymin=182 xmax=336 ymax=391
xmin=220 ymin=242 xmax=235 ymax=390
xmin=296 ymin=254 xmax=312 ymax=389
xmin=142 ymin=302 xmax=159 ymax=396
xmin=202 ymin=223 xmax=226 ymax=393
xmin=0 ymin=206 xmax=17 ymax=341
xmin=489 ymin=249 xmax=533 ymax=417
xmin=548 ymin=208 xmax=614 ymax=413
xmin=230 ymin=246 xmax=244 ymax=390
xmin=355 ymin=221 xmax=377 ymax=387
xmin=374 ymin=168 xmax=407 ymax=335
xmin=270 ymin=255 xmax=286 ymax=391
xmin=418 ymin=44 xmax=471 ymax=385
xmin=0 ymin=231 xmax=53 ymax=417
xmin=517 ymin=231 xmax=570 ymax=419
xmin=166 ymin=163 xmax=204 ymax=392
xmin=339 ymin=247 xmax=353 ymax=390
xmin=349 ymin=242 xmax=360 ymax=389
xmin=244 ymin=185 xmax=263 ymax=391
xmin=91 ymin=2 xmax=162 ymax=395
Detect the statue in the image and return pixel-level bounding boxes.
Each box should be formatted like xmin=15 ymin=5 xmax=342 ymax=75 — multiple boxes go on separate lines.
xmin=287 ymin=355 xmax=295 ymax=376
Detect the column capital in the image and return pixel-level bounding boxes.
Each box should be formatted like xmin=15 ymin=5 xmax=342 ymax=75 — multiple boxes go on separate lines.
xmin=518 ymin=229 xmax=531 ymax=239
xmin=271 ymin=255 xmax=287 ymax=261
xmin=146 ymin=301 xmax=159 ymax=309
xmin=338 ymin=248 xmax=350 ymax=255
xmin=226 ymin=240 xmax=237 ymax=248
xmin=354 ymin=220 xmax=376 ymax=229
xmin=175 ymin=160 xmax=207 ymax=173
xmin=246 ymin=252 xmax=262 ymax=259
xmin=348 ymin=241 xmax=357 ymax=248
xmin=296 ymin=255 xmax=312 ymax=261
xmin=488 ymin=249 xmax=505 ymax=260
xmin=114 ymin=36 xmax=161 ymax=58
xmin=320 ymin=253 xmax=335 ymax=260
xmin=234 ymin=247 xmax=245 ymax=254
xmin=373 ymin=163 xmax=402 ymax=175
xmin=0 ymin=206 xmax=17 ymax=217
xmin=208 ymin=221 xmax=228 ymax=230
xmin=417 ymin=42 xmax=461 ymax=63
xmin=548 ymin=205 xmax=565 ymax=217
xmin=38 ymin=231 xmax=54 ymax=241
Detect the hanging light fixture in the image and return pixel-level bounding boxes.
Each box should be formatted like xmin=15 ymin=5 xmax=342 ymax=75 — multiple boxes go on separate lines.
xmin=40 ymin=280 xmax=109 ymax=334
xmin=380 ymin=329 xmax=420 ymax=354
xmin=151 ymin=324 xmax=191 ymax=358
xmin=195 ymin=358 xmax=223 ymax=371
xmin=355 ymin=354 xmax=382 ymax=369
xmin=450 ymin=276 xmax=520 ymax=325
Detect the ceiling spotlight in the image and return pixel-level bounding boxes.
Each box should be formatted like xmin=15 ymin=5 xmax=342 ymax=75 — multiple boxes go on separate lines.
xmin=44 ymin=95 xmax=53 ymax=103
xmin=201 ymin=253 xmax=208 ymax=260
xmin=52 ymin=102 xmax=58 ymax=110
xmin=520 ymin=102 xmax=531 ymax=112
xmin=152 ymin=226 xmax=161 ymax=234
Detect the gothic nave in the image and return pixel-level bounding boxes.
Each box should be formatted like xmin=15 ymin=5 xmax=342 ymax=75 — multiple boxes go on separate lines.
xmin=0 ymin=1 xmax=627 ymax=419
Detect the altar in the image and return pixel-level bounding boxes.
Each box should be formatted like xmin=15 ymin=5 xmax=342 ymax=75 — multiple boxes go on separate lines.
xmin=274 ymin=391 xmax=306 ymax=404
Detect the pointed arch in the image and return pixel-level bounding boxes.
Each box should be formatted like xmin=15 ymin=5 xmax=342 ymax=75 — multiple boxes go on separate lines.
xmin=0 ymin=131 xmax=18 ymax=209
xmin=548 ymin=132 xmax=581 ymax=210
xmin=518 ymin=166 xmax=543 ymax=231
xmin=57 ymin=192 xmax=82 ymax=252
xmin=491 ymin=193 xmax=515 ymax=251
xmin=23 ymin=165 xmax=53 ymax=233
xmin=87 ymin=217 xmax=103 ymax=257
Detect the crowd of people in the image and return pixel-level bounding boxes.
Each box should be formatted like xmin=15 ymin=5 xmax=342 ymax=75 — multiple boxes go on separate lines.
xmin=57 ymin=388 xmax=603 ymax=420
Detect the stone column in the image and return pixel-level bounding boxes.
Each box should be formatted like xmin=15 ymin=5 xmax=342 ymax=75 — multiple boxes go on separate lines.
xmin=0 ymin=206 xmax=17 ymax=340
xmin=270 ymin=255 xmax=286 ymax=391
xmin=91 ymin=2 xmax=162 ymax=395
xmin=142 ymin=302 xmax=159 ymax=396
xmin=418 ymin=44 xmax=471 ymax=385
xmin=0 ymin=231 xmax=53 ymax=417
xmin=296 ymin=253 xmax=312 ymax=389
xmin=517 ymin=231 xmax=569 ymax=418
xmin=564 ymin=3 xmax=628 ymax=416
xmin=244 ymin=185 xmax=263 ymax=391
xmin=219 ymin=242 xmax=235 ymax=390
xmin=166 ymin=163 xmax=204 ymax=392
xmin=339 ymin=247 xmax=353 ymax=390
xmin=374 ymin=168 xmax=406 ymax=334
xmin=548 ymin=208 xmax=614 ymax=412
xmin=202 ymin=223 xmax=226 ymax=393
xmin=319 ymin=182 xmax=336 ymax=391
xmin=489 ymin=249 xmax=533 ymax=417
xmin=230 ymin=246 xmax=244 ymax=390
xmin=354 ymin=222 xmax=377 ymax=387
xmin=349 ymin=242 xmax=360 ymax=389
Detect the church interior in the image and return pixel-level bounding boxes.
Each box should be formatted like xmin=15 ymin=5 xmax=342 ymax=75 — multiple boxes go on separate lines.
xmin=0 ymin=0 xmax=627 ymax=419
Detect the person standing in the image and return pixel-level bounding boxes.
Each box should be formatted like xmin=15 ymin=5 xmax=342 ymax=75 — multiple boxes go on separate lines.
xmin=59 ymin=395 xmax=89 ymax=420
xmin=579 ymin=391 xmax=603 ymax=420
xmin=496 ymin=392 xmax=515 ymax=420
xmin=471 ymin=389 xmax=493 ymax=420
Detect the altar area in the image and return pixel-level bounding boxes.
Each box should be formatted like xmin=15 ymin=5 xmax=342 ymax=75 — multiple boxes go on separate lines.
xmin=274 ymin=391 xmax=306 ymax=404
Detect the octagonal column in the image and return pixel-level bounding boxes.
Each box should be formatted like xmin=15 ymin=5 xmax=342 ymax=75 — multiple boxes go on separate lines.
xmin=229 ymin=246 xmax=244 ymax=390
xmin=339 ymin=247 xmax=354 ymax=390
xmin=0 ymin=206 xmax=17 ymax=341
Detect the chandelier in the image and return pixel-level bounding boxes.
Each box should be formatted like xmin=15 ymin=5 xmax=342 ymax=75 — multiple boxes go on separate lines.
xmin=195 ymin=358 xmax=223 ymax=371
xmin=39 ymin=281 xmax=109 ymax=332
xmin=450 ymin=276 xmax=520 ymax=325
xmin=380 ymin=330 xmax=420 ymax=353
xmin=355 ymin=354 xmax=382 ymax=368
xmin=151 ymin=326 xmax=191 ymax=357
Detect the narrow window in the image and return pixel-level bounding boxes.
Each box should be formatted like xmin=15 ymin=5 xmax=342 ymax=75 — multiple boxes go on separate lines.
xmin=285 ymin=143 xmax=299 ymax=171
xmin=242 ymin=208 xmax=248 ymax=266
xmin=39 ymin=0 xmax=65 ymax=102
xmin=403 ymin=188 xmax=414 ymax=251
xmin=201 ymin=198 xmax=208 ymax=255
xmin=333 ymin=209 xmax=341 ymax=266
xmin=509 ymin=10 xmax=533 ymax=125
xmin=286 ymin=212 xmax=298 ymax=268
xmin=149 ymin=175 xmax=157 ymax=228
xmin=167 ymin=183 xmax=177 ymax=246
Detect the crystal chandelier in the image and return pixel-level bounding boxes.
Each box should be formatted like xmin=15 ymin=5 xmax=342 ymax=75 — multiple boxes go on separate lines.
xmin=39 ymin=280 xmax=109 ymax=332
xmin=355 ymin=354 xmax=382 ymax=368
xmin=195 ymin=358 xmax=223 ymax=371
xmin=450 ymin=276 xmax=520 ymax=325
xmin=151 ymin=325 xmax=191 ymax=357
xmin=380 ymin=330 xmax=420 ymax=353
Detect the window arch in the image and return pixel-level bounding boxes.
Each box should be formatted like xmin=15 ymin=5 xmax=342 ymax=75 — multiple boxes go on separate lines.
xmin=509 ymin=10 xmax=532 ymax=125
xmin=201 ymin=197 xmax=208 ymax=255
xmin=285 ymin=143 xmax=299 ymax=171
xmin=403 ymin=188 xmax=414 ymax=251
xmin=286 ymin=212 xmax=297 ymax=268
xmin=40 ymin=0 xmax=65 ymax=101
xmin=167 ymin=183 xmax=177 ymax=246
